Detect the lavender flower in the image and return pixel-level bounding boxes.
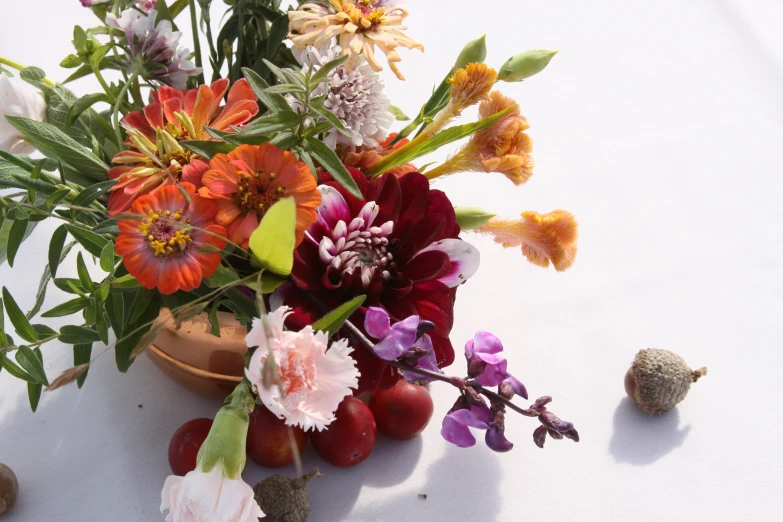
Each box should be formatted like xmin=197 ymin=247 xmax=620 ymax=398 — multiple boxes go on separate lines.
xmin=293 ymin=44 xmax=394 ymax=150
xmin=106 ymin=9 xmax=200 ymax=88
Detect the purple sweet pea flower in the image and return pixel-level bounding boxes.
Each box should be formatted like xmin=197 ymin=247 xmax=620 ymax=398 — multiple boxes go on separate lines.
xmin=485 ymin=426 xmax=514 ymax=453
xmin=364 ymin=307 xmax=419 ymax=361
xmin=465 ymin=332 xmax=508 ymax=386
xmin=399 ymin=334 xmax=443 ymax=383
xmin=441 ymin=405 xmax=493 ymax=448
xmin=501 ymin=374 xmax=528 ymax=400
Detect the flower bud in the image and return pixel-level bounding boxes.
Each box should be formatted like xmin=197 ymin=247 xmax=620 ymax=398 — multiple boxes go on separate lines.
xmin=538 ymin=411 xmax=574 ymax=434
xmin=533 ymin=396 xmax=552 ymax=410
xmin=564 ymin=428 xmax=580 ymax=442
xmin=498 ymin=381 xmax=515 ymax=400
xmin=497 ymin=49 xmax=558 ymax=82
xmin=196 ymin=383 xmax=253 ymax=479
xmin=485 ymin=426 xmax=514 ymax=453
xmin=454 ymin=35 xmax=488 ymax=70
xmin=547 ymin=429 xmax=564 ymax=440
xmin=454 ymin=206 xmax=497 ymax=231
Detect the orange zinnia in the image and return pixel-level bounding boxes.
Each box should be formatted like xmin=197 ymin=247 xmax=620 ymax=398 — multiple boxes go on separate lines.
xmin=115 ymin=183 xmax=227 ymax=294
xmin=108 ymin=78 xmax=259 ymax=215
xmin=198 ymin=144 xmax=321 ymax=249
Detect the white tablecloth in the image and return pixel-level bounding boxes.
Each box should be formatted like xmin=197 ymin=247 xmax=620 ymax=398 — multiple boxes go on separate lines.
xmin=2 ymin=1 xmax=783 ymax=520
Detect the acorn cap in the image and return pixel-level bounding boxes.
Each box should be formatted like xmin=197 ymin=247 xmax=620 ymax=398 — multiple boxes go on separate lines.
xmin=0 ymin=463 xmax=19 ymax=516
xmin=253 ymin=468 xmax=321 ymax=522
xmin=625 ymin=348 xmax=706 ymax=415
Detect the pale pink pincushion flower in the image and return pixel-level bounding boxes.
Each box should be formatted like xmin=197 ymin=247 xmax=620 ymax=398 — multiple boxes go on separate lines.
xmin=245 ymin=306 xmax=360 ymax=432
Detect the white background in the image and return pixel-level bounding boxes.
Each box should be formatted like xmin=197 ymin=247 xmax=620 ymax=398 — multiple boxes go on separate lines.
xmin=2 ymin=1 xmax=783 ymax=520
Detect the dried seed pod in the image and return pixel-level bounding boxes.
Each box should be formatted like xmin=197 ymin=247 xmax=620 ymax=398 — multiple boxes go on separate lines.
xmin=0 ymin=463 xmax=19 ymax=516
xmin=253 ymin=468 xmax=321 ymax=522
xmin=625 ymin=348 xmax=707 ymax=415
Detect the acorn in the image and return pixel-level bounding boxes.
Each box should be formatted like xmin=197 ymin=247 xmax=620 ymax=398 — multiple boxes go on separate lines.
xmin=624 ymin=348 xmax=707 ymax=415
xmin=253 ymin=468 xmax=321 ymax=522
xmin=0 ymin=463 xmax=19 ymax=517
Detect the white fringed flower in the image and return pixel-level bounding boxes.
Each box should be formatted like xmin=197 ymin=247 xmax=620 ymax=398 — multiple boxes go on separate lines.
xmin=0 ymin=75 xmax=46 ymax=154
xmin=161 ymin=466 xmax=263 ymax=522
xmin=295 ymin=45 xmax=394 ymax=150
xmin=106 ymin=9 xmax=200 ymax=88
xmin=245 ymin=306 xmax=360 ymax=431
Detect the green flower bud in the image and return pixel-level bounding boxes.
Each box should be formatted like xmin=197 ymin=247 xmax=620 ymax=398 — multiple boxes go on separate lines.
xmin=454 ymin=35 xmax=488 ymax=70
xmin=497 ymin=49 xmax=558 ymax=82
xmin=454 ymin=206 xmax=497 ymax=231
xmin=195 ymin=382 xmax=254 ymax=479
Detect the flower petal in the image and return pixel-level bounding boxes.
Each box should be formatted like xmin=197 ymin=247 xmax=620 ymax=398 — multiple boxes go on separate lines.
xmin=416 ymin=238 xmax=480 ymax=287
xmin=364 ymin=306 xmax=391 ymax=339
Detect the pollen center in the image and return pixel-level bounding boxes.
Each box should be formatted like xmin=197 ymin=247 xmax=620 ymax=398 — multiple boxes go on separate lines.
xmin=137 ymin=208 xmax=193 ymax=258
xmin=234 ymin=170 xmax=285 ymax=215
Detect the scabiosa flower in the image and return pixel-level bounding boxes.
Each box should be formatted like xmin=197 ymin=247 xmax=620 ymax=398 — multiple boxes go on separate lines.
xmin=198 ymin=144 xmax=321 ymax=249
xmin=477 ymin=210 xmax=578 ymax=271
xmin=426 ymin=91 xmax=534 ymax=186
xmin=108 ymin=79 xmax=258 ymax=214
xmin=115 ymin=183 xmax=227 ymax=295
xmin=288 ymin=1 xmax=423 ymax=80
xmin=294 ymin=44 xmax=394 ymax=150
xmin=106 ymin=9 xmax=200 ymax=88
xmin=245 ymin=306 xmax=360 ymax=431
xmin=288 ymin=168 xmax=480 ymax=393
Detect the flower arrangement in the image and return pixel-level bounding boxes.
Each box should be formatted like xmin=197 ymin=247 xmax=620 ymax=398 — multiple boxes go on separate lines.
xmin=1 ymin=1 xmax=579 ymax=519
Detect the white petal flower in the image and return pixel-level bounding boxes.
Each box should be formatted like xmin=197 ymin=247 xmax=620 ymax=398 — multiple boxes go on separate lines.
xmin=293 ymin=44 xmax=394 ymax=150
xmin=245 ymin=306 xmax=360 ymax=432
xmin=0 ymin=75 xmax=46 ymax=154
xmin=161 ymin=466 xmax=263 ymax=522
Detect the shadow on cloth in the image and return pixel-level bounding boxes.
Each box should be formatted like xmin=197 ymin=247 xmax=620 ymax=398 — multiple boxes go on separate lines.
xmin=609 ymin=398 xmax=691 ymax=465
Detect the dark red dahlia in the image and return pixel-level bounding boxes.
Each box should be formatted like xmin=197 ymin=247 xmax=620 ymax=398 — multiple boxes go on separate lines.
xmin=285 ymin=168 xmax=480 ymax=393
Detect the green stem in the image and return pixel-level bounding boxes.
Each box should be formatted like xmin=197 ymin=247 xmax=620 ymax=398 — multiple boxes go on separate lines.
xmin=189 ymin=0 xmax=206 ymax=85
xmin=112 ymin=74 xmax=136 ymax=147
xmin=0 ymin=56 xmax=56 ymax=86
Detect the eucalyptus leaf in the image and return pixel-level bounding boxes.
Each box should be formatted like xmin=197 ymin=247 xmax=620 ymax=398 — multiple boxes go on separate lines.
xmin=248 ymin=197 xmax=296 ymax=276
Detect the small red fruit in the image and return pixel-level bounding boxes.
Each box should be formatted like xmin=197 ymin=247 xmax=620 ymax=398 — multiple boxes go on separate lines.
xmin=247 ymin=404 xmax=306 ymax=468
xmin=168 ymin=418 xmax=213 ymax=476
xmin=370 ymin=380 xmax=434 ymax=440
xmin=310 ymin=397 xmax=376 ymax=467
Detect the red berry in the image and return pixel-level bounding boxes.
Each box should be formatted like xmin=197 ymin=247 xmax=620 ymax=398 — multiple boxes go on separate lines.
xmin=168 ymin=418 xmax=213 ymax=476
xmin=247 ymin=404 xmax=307 ymax=468
xmin=310 ymin=397 xmax=376 ymax=467
xmin=370 ymin=380 xmax=434 ymax=440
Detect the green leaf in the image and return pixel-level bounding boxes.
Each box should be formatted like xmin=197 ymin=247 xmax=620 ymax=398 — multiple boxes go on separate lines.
xmin=243 ymin=3 xmax=283 ymax=20
xmin=367 ymin=107 xmax=514 ymax=177
xmin=8 ymin=173 xmax=57 ymax=196
xmin=2 ymin=287 xmax=37 ymax=343
xmin=44 ymin=189 xmax=71 ymax=212
xmin=239 ymin=110 xmax=300 ymax=137
xmin=6 ymin=218 xmax=29 ymax=268
xmin=154 ymin=0 xmax=179 ymax=30
xmin=27 ymin=239 xmax=77 ymax=320
xmin=65 ymin=224 xmax=109 ymax=257
xmin=116 ymin=296 xmax=161 ymax=372
xmin=41 ymin=297 xmax=90 ymax=318
xmin=90 ymin=219 xmax=120 ymax=236
xmin=223 ymin=288 xmax=257 ymax=323
xmin=5 ymin=116 xmax=108 ymax=181
xmin=181 ymin=140 xmax=236 ymax=160
xmin=27 ymin=381 xmax=43 ymax=412
xmin=73 ymin=343 xmax=92 ymax=388
xmin=310 ymin=55 xmax=349 ymax=85
xmin=388 ymin=105 xmax=410 ymax=121
xmin=70 ymin=179 xmax=117 ymax=209
xmin=95 ymin=305 xmax=109 ymax=344
xmin=110 ymin=274 xmax=142 ymax=290
xmin=105 ymin=293 xmax=125 ymax=337
xmin=53 ymin=278 xmax=84 ymax=294
xmin=204 ymin=264 xmax=240 ymax=288
xmin=267 ymin=14 xmax=290 ymax=59
xmin=59 ymin=325 xmax=101 ymax=345
xmin=60 ymin=54 xmax=83 ymax=69
xmin=309 ymin=98 xmax=350 ymax=137
xmin=32 ymin=324 xmax=57 ymax=338
xmin=76 ymin=251 xmax=96 ymax=292
xmin=99 ymin=242 xmax=115 ymax=273
xmin=16 ymin=345 xmax=49 ymax=386
xmin=66 ymin=93 xmax=111 ymax=128
xmin=242 ymin=68 xmax=291 ymax=113
xmin=0 ymin=354 xmax=35 ymax=383
xmin=128 ymin=288 xmax=155 ymax=324
xmin=304 ymin=137 xmax=362 ymax=198
xmin=0 ymin=214 xmax=36 ymax=266
xmin=0 ymin=297 xmax=5 ymax=348
xmin=311 ymin=295 xmax=367 ymax=337
xmin=248 ymin=198 xmax=296 ymax=276
xmin=264 ymin=84 xmax=306 ymax=94
xmin=207 ymin=300 xmax=221 ymax=337
xmin=454 ymin=206 xmax=497 ymax=231
xmin=48 ymin=225 xmax=69 ymax=278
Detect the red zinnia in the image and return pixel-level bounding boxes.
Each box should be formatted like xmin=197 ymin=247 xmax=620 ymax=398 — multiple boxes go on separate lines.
xmin=286 ymin=168 xmax=480 ymax=393
xmin=115 ymin=183 xmax=227 ymax=295
xmin=108 ymin=78 xmax=259 ymax=215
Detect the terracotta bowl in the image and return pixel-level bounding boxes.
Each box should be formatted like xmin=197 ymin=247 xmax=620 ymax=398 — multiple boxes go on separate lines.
xmin=145 ymin=309 xmax=247 ymax=400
